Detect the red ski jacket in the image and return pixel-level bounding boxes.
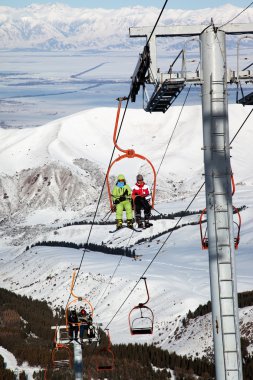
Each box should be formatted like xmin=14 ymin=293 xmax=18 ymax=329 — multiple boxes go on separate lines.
xmin=132 ymin=182 xmax=151 ymax=201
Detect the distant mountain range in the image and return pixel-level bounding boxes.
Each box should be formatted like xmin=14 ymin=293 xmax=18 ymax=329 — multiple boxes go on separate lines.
xmin=0 ymin=3 xmax=252 ymax=51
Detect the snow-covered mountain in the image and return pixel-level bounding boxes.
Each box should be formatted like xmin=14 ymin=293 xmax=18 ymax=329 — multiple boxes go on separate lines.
xmin=1 ymin=103 xmax=253 ymax=359
xmin=0 ymin=3 xmax=252 ymax=51
xmin=0 ymin=104 xmax=252 ymax=236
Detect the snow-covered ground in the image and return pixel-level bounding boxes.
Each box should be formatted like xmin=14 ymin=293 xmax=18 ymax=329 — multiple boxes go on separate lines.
xmin=0 ymin=346 xmax=41 ymax=380
xmin=0 ymin=2 xmax=252 ymax=373
xmin=0 ymin=99 xmax=253 ymax=361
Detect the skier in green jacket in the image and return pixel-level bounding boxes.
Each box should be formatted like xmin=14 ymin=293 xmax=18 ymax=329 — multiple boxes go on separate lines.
xmin=112 ymin=174 xmax=133 ymax=230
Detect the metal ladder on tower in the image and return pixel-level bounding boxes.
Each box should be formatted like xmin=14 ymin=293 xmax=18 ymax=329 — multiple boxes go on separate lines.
xmin=211 ymin=79 xmax=241 ymax=380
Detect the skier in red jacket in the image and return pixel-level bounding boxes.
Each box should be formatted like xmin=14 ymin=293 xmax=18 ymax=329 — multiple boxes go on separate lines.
xmin=132 ymin=174 xmax=153 ymax=228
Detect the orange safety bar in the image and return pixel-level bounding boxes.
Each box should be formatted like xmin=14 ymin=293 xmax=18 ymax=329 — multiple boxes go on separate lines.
xmin=106 ymin=97 xmax=157 ymax=211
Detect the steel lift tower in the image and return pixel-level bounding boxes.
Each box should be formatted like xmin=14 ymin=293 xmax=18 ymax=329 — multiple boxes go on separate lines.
xmin=129 ymin=22 xmax=253 ymax=380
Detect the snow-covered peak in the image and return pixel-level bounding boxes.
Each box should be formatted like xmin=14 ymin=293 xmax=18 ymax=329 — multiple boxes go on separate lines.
xmin=0 ymin=4 xmax=252 ymax=51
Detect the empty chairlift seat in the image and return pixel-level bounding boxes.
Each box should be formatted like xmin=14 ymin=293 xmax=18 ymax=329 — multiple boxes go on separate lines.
xmin=96 ymin=329 xmax=115 ymax=372
xmin=128 ymin=277 xmax=154 ymax=335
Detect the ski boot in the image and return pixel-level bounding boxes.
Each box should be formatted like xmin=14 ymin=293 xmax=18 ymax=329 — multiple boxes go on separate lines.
xmin=127 ymin=219 xmax=133 ymax=229
xmin=144 ymin=219 xmax=153 ymax=228
xmin=135 ymin=216 xmax=143 ymax=228
xmin=116 ymin=219 xmax=123 ymax=230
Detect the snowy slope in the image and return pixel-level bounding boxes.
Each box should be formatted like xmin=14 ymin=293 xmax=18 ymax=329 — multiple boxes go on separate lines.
xmin=0 ymin=4 xmax=252 ymax=50
xmin=0 ymin=346 xmax=41 ymax=380
xmin=0 ymin=104 xmax=252 ymax=231
xmin=0 ymin=103 xmax=253 ymax=358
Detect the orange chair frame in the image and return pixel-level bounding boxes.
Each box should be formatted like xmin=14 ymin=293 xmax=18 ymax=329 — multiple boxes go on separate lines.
xmin=65 ymin=269 xmax=94 ymax=331
xmin=106 ymin=97 xmax=157 ymax=211
xmin=51 ymin=328 xmax=73 ymax=369
xmin=96 ymin=329 xmax=115 ymax=371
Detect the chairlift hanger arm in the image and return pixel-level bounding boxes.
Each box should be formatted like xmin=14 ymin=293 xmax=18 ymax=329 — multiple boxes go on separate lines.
xmin=141 ymin=277 xmax=150 ymax=305
xmin=113 ymin=97 xmax=128 ymax=152
xmin=70 ymin=269 xmax=79 ymax=299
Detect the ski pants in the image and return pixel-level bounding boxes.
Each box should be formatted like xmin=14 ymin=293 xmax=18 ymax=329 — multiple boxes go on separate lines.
xmin=69 ymin=324 xmax=78 ymax=339
xmin=116 ymin=200 xmax=133 ymax=220
xmin=80 ymin=324 xmax=88 ymax=339
xmin=134 ymin=196 xmax=151 ymax=220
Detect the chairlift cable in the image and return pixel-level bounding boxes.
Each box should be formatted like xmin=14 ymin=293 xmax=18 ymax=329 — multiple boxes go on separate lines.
xmin=156 ymin=85 xmax=192 ymax=176
xmin=104 ymin=106 xmax=253 ymax=329
xmin=146 ymin=0 xmax=169 ymax=46
xmin=243 ymin=62 xmax=253 ymax=71
xmin=65 ymin=97 xmax=131 ymax=306
xmin=90 ymin=0 xmax=173 ymax=315
xmin=84 ymin=1 xmax=171 ymax=316
xmin=90 ymin=5 xmax=253 ymax=353
xmin=68 ymin=0 xmax=170 ymax=317
xmin=220 ymin=2 xmax=253 ymax=28
xmin=230 ymin=107 xmax=253 ymax=144
xmin=215 ymin=32 xmax=226 ymax=66
xmin=104 ymin=182 xmax=205 ymax=330
xmin=93 ymin=230 xmax=134 ymax=311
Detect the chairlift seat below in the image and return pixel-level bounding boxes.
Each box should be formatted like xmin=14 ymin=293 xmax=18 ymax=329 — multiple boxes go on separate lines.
xmin=97 ymin=365 xmax=113 ymax=371
xmin=131 ymin=327 xmax=153 ymax=335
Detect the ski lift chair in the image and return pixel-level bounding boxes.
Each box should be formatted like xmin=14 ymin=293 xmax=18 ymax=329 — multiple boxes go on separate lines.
xmin=128 ymin=277 xmax=154 ymax=335
xmin=96 ymin=329 xmax=115 ymax=371
xmin=106 ymin=97 xmax=157 ymax=212
xmin=199 ymin=207 xmax=241 ymax=250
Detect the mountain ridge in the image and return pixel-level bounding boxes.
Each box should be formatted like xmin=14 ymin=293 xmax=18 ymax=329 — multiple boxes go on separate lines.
xmin=0 ymin=4 xmax=252 ymax=51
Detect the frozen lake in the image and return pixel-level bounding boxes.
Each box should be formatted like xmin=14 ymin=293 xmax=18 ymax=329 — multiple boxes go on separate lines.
xmin=0 ymin=50 xmax=247 ymax=129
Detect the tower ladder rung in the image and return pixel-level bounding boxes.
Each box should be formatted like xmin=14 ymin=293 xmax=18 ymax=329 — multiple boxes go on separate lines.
xmin=220 ymin=296 xmax=233 ymax=300
xmin=222 ymin=315 xmax=236 ymax=318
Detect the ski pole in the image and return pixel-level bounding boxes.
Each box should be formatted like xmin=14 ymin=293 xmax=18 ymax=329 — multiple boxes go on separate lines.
xmin=101 ymin=210 xmax=112 ymax=222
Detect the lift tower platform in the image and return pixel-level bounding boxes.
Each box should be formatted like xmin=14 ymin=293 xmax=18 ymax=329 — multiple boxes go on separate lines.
xmin=129 ymin=22 xmax=253 ymax=380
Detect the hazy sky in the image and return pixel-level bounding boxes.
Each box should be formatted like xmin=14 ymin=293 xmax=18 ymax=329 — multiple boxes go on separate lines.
xmin=0 ymin=1 xmax=251 ymax=9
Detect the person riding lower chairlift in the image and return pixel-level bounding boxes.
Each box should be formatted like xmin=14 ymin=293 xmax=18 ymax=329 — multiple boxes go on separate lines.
xmin=132 ymin=174 xmax=153 ymax=229
xmin=112 ymin=174 xmax=133 ymax=230
xmin=78 ymin=308 xmax=94 ymax=342
xmin=68 ymin=309 xmax=78 ymax=341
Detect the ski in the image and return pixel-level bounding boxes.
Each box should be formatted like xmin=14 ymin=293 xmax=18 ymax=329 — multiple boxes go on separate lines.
xmin=109 ymin=226 xmax=142 ymax=233
xmin=128 ymin=226 xmax=142 ymax=232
